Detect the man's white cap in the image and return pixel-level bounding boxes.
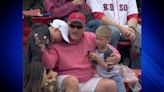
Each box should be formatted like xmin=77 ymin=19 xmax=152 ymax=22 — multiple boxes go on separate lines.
xmin=50 ymin=19 xmax=70 ymax=43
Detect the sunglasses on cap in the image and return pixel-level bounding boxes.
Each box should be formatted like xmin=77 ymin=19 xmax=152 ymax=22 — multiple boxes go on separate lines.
xmin=69 ymin=23 xmax=83 ymax=29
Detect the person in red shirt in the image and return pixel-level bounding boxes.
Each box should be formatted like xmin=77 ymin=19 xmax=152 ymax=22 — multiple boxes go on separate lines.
xmin=36 ymin=12 xmax=118 ymax=92
xmin=44 ymin=0 xmax=102 ymax=32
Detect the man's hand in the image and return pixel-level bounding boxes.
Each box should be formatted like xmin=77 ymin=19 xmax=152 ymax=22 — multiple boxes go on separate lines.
xmin=118 ymin=24 xmax=129 ymax=35
xmin=106 ymin=53 xmax=117 ymax=64
xmin=72 ymin=0 xmax=84 ymax=5
xmin=125 ymin=30 xmax=135 ymax=41
xmin=118 ymin=24 xmax=136 ymax=41
xmin=125 ymin=28 xmax=136 ymax=42
xmin=127 ymin=27 xmax=136 ymax=41
xmin=106 ymin=61 xmax=114 ymax=71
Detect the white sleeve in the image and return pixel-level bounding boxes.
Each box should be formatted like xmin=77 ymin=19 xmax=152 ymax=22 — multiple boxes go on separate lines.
xmin=128 ymin=0 xmax=138 ymax=15
xmin=86 ymin=0 xmax=103 ymax=13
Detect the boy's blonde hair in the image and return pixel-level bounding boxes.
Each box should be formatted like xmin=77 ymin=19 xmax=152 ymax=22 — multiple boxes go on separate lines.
xmin=95 ymin=25 xmax=112 ymax=41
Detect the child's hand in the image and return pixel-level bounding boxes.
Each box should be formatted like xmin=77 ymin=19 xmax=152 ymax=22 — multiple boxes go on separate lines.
xmin=88 ymin=52 xmax=100 ymax=61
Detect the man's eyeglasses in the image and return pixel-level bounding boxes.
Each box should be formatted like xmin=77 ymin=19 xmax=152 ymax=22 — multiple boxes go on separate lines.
xmin=69 ymin=23 xmax=83 ymax=29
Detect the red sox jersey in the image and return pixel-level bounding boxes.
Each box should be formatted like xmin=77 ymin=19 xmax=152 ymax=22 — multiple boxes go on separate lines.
xmin=86 ymin=0 xmax=138 ymax=25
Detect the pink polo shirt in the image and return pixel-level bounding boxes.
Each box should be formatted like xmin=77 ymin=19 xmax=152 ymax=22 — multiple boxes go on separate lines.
xmin=41 ymin=32 xmax=120 ymax=82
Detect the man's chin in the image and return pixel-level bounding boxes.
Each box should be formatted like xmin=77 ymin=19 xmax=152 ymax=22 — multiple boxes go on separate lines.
xmin=51 ymin=39 xmax=60 ymax=43
xmin=70 ymin=35 xmax=80 ymax=40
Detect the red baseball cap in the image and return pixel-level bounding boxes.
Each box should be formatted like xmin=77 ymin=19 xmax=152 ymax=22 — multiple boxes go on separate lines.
xmin=68 ymin=12 xmax=86 ymax=24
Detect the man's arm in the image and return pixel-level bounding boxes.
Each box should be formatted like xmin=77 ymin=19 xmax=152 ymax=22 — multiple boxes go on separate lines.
xmin=93 ymin=12 xmax=119 ymax=27
xmin=34 ymin=33 xmax=57 ymax=70
xmin=94 ymin=12 xmax=136 ymax=41
xmin=127 ymin=15 xmax=138 ymax=41
xmin=93 ymin=12 xmax=130 ymax=36
xmin=78 ymin=3 xmax=92 ymax=14
xmin=125 ymin=0 xmax=139 ymax=41
xmin=41 ymin=45 xmax=58 ymax=70
xmin=127 ymin=0 xmax=139 ymax=29
xmin=127 ymin=14 xmax=138 ymax=29
xmin=106 ymin=45 xmax=121 ymax=64
xmin=44 ymin=0 xmax=83 ymax=18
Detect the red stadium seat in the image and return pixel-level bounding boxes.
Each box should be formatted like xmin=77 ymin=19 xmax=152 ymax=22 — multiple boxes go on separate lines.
xmin=23 ymin=9 xmax=54 ymax=51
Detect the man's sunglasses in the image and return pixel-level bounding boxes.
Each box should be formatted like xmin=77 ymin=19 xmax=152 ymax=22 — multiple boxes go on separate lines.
xmin=69 ymin=23 xmax=83 ymax=29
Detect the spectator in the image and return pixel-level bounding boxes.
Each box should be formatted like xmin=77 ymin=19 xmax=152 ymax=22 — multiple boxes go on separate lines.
xmin=37 ymin=12 xmax=117 ymax=92
xmin=24 ymin=20 xmax=69 ymax=92
xmin=44 ymin=0 xmax=102 ymax=32
xmin=86 ymin=0 xmax=140 ymax=47
xmin=88 ymin=25 xmax=126 ymax=92
xmin=24 ymin=61 xmax=57 ymax=92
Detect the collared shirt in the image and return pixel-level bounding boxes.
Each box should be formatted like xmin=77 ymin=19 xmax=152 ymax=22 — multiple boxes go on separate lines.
xmin=41 ymin=32 xmax=120 ymax=82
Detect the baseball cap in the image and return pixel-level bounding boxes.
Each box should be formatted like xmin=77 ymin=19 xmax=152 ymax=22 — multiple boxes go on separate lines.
xmin=50 ymin=19 xmax=70 ymax=43
xmin=68 ymin=12 xmax=86 ymax=24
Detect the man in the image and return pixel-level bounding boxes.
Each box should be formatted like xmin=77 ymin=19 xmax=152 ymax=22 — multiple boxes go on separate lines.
xmin=86 ymin=0 xmax=140 ymax=47
xmin=43 ymin=0 xmax=102 ymax=32
xmin=39 ymin=12 xmax=119 ymax=92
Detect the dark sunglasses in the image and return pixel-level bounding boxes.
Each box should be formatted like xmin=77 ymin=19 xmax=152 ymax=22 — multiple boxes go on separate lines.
xmin=69 ymin=23 xmax=83 ymax=29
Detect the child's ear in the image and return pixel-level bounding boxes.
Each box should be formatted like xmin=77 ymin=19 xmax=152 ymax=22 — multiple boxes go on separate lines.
xmin=107 ymin=40 xmax=110 ymax=43
xmin=108 ymin=38 xmax=111 ymax=43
